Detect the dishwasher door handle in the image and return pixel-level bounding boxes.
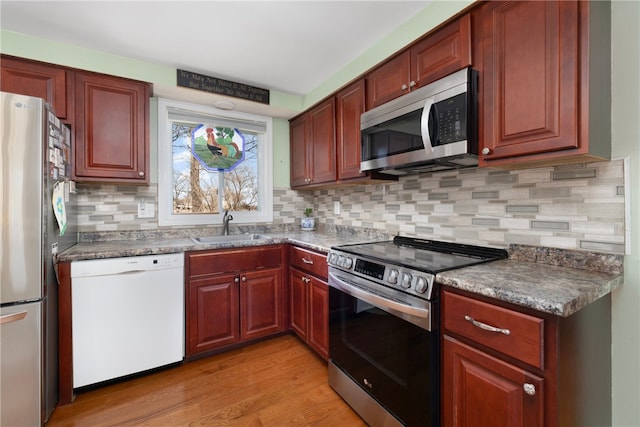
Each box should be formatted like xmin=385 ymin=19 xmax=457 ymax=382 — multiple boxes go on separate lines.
xmin=114 ymin=270 xmax=148 ymax=275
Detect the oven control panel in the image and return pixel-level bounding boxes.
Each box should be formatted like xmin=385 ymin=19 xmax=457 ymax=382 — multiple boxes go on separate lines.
xmin=327 ymin=250 xmax=435 ymax=299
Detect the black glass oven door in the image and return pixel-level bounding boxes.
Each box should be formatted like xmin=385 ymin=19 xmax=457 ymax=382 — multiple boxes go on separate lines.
xmin=329 ymin=287 xmax=439 ymax=427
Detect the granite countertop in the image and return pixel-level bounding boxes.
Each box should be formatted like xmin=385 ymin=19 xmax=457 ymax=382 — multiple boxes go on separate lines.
xmin=58 ymin=232 xmax=624 ymax=318
xmin=436 ymin=259 xmax=623 ymax=317
xmin=56 ymin=231 xmax=375 ymax=262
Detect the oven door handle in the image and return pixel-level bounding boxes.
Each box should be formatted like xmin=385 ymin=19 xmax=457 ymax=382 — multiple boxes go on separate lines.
xmin=328 ymin=271 xmax=431 ymax=330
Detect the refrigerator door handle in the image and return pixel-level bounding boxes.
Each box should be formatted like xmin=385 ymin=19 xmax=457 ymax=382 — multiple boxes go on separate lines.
xmin=0 ymin=311 xmax=28 ymax=325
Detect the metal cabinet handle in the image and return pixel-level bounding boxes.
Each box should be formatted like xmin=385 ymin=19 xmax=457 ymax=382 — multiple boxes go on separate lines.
xmin=138 ymin=171 xmax=145 ymax=177
xmin=302 ymin=258 xmax=314 ymax=265
xmin=464 ymin=315 xmax=511 ymax=335
xmin=241 ymin=276 xmax=247 ymax=282
xmin=523 ymin=383 xmax=536 ymax=396
xmin=401 ymin=84 xmax=408 ymax=91
xmin=409 ymin=80 xmax=416 ymax=88
xmin=234 ymin=277 xmax=240 ymax=283
xmin=0 ymin=311 xmax=27 ymax=325
xmin=481 ymin=147 xmax=491 ymax=155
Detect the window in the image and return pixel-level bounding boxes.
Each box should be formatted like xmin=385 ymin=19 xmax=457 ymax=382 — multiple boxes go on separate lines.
xmin=157 ymin=98 xmax=273 ymax=226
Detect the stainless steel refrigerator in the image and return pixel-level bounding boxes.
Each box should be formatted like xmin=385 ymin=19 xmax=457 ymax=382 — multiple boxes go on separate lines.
xmin=1 ymin=92 xmax=77 ymax=425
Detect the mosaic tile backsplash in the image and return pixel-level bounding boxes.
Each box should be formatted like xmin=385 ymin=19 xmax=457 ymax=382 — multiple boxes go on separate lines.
xmin=76 ymin=160 xmax=626 ymax=254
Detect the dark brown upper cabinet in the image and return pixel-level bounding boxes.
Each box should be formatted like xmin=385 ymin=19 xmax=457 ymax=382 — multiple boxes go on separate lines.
xmin=366 ymin=15 xmax=472 ymax=109
xmin=478 ymin=1 xmax=610 ymax=169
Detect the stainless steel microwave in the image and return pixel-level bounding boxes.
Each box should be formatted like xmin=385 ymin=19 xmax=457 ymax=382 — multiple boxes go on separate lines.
xmin=360 ymin=67 xmax=478 ymax=175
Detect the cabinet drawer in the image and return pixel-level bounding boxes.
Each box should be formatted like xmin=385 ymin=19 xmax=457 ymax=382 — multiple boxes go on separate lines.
xmin=443 ymin=291 xmax=544 ymax=369
xmin=188 ymin=246 xmax=282 ymax=277
xmin=289 ymin=246 xmax=328 ymax=280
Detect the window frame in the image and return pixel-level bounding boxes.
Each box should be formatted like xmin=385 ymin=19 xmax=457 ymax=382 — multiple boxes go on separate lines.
xmin=157 ymin=97 xmax=273 ymax=226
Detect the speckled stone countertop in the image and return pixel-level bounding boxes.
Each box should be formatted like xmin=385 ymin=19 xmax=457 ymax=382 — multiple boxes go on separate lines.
xmin=58 ymin=232 xmax=624 ymax=318
xmin=56 ymin=231 xmax=378 ymax=262
xmin=437 ymin=259 xmax=623 ymax=317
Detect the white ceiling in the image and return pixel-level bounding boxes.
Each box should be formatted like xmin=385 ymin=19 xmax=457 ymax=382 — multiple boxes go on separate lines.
xmin=1 ymin=1 xmax=431 ymax=116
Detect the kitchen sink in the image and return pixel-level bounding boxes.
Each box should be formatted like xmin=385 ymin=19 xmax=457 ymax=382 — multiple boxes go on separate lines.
xmin=190 ymin=234 xmax=271 ymax=244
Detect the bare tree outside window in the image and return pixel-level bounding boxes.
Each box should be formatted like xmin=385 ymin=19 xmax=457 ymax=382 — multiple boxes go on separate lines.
xmin=171 ymin=122 xmax=259 ymax=215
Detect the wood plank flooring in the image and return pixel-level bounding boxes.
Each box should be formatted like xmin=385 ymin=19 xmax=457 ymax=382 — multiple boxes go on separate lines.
xmin=46 ymin=334 xmax=367 ymax=426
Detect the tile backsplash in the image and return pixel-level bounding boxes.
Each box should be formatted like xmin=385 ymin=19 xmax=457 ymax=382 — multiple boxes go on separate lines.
xmin=76 ymin=160 xmax=626 ymax=254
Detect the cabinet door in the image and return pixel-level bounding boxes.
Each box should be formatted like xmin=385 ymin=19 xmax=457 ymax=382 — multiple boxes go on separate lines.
xmin=186 ymin=274 xmax=240 ymax=356
xmin=479 ymin=1 xmax=580 ymax=166
xmin=443 ymin=336 xmax=544 ymax=427
xmin=308 ymin=98 xmax=337 ymax=185
xmin=289 ymin=114 xmax=309 ymax=187
xmin=240 ymin=267 xmax=284 ymax=341
xmin=366 ymin=52 xmax=411 ymax=109
xmin=307 ymin=277 xmax=329 ymax=360
xmin=289 ymin=268 xmax=308 ymax=341
xmin=336 ymin=80 xmax=366 ymax=181
xmin=366 ymin=15 xmax=472 ymax=110
xmin=411 ymin=14 xmax=472 ymax=88
xmin=1 ymin=56 xmax=70 ymax=119
xmin=74 ymin=72 xmax=150 ymax=183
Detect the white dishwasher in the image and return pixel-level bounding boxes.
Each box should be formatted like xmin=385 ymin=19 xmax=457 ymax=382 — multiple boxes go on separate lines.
xmin=71 ymin=253 xmax=184 ymax=388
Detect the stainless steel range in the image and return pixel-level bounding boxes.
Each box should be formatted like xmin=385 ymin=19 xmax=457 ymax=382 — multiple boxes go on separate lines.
xmin=327 ymin=236 xmax=507 ymax=427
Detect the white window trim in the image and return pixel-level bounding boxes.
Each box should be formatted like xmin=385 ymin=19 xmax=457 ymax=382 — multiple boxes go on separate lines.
xmin=157 ymin=97 xmax=273 ymax=226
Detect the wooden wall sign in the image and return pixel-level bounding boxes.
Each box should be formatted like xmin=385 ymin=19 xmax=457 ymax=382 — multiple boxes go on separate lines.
xmin=177 ymin=69 xmax=270 ymax=104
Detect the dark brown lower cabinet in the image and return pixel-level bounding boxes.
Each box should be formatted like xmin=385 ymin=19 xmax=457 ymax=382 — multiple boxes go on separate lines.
xmin=187 ymin=273 xmax=240 ymax=354
xmin=306 ymin=275 xmax=329 ymax=358
xmin=442 ymin=288 xmax=612 ymax=427
xmin=289 ymin=267 xmax=329 ymax=360
xmin=240 ymin=267 xmax=283 ymax=341
xmin=443 ymin=336 xmax=544 ymax=427
xmin=186 ymin=246 xmax=285 ymax=358
xmin=288 ymin=245 xmax=329 ymax=360
xmin=289 ymin=268 xmax=308 ymax=341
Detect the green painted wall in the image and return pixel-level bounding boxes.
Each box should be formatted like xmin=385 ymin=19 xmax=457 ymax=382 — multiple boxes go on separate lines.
xmin=272 ymin=118 xmax=290 ymax=187
xmin=611 ymin=2 xmax=640 ymax=426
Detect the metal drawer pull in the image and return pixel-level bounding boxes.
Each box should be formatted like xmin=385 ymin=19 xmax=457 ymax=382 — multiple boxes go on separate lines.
xmin=464 ymin=315 xmax=511 ymax=335
xmin=523 ymin=383 xmax=536 ymax=396
xmin=302 ymin=258 xmax=314 ymax=264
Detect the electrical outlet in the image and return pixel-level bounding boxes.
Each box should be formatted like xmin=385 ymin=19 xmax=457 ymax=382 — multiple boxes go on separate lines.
xmin=334 ymin=201 xmax=341 ymax=215
xmin=137 ymin=201 xmax=155 ymax=219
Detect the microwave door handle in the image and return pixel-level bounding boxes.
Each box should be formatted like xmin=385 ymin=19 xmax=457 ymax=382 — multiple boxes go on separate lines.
xmin=421 ymin=98 xmax=435 ymax=154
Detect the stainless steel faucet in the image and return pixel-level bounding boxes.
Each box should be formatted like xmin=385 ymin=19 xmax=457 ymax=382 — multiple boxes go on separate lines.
xmin=222 ymin=210 xmax=233 ymax=235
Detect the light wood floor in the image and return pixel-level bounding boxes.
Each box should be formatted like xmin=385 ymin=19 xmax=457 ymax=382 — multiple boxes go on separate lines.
xmin=46 ymin=334 xmax=367 ymax=426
